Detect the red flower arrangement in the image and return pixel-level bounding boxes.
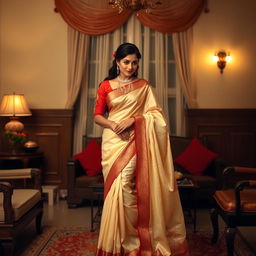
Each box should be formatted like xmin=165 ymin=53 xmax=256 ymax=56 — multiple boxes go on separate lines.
xmin=3 ymin=131 xmax=28 ymax=146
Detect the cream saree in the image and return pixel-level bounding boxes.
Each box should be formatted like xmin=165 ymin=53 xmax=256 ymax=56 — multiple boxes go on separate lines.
xmin=96 ymin=79 xmax=189 ymax=256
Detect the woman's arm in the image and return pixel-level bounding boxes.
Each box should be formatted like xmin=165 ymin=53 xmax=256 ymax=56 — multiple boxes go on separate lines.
xmin=94 ymin=115 xmax=117 ymax=130
xmin=114 ymin=118 xmax=134 ymax=134
xmin=94 ymin=115 xmax=134 ymax=134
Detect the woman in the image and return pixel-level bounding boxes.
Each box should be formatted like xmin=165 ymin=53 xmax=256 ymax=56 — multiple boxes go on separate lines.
xmin=94 ymin=43 xmax=188 ymax=256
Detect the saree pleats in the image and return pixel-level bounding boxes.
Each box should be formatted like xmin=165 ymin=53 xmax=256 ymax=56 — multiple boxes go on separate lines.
xmin=96 ymin=79 xmax=189 ymax=256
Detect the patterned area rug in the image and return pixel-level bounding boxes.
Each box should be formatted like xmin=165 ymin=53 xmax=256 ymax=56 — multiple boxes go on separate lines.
xmin=20 ymin=227 xmax=226 ymax=256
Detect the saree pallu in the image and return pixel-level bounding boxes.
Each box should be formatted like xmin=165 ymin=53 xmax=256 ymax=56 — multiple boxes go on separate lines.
xmin=96 ymin=79 xmax=189 ymax=256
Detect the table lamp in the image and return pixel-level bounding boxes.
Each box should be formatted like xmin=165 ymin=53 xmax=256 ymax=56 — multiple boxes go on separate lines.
xmin=0 ymin=93 xmax=32 ymax=132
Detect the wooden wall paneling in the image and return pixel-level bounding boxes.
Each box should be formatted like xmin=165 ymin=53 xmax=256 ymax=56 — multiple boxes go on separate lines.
xmin=197 ymin=130 xmax=224 ymax=155
xmin=229 ymin=130 xmax=256 ymax=167
xmin=23 ymin=109 xmax=74 ymax=188
xmin=33 ymin=131 xmax=62 ymax=185
xmin=187 ymin=109 xmax=256 ymax=167
xmin=0 ymin=109 xmax=74 ymax=188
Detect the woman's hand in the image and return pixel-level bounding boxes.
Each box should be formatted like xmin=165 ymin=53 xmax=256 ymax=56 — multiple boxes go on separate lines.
xmin=118 ymin=130 xmax=131 ymax=141
xmin=113 ymin=118 xmax=134 ymax=134
xmin=109 ymin=120 xmax=118 ymax=131
xmin=95 ymin=115 xmax=135 ymax=141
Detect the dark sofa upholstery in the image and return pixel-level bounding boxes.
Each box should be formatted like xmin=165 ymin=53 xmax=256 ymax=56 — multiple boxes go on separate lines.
xmin=67 ymin=135 xmax=226 ymax=208
xmin=170 ymin=136 xmax=226 ymax=201
xmin=67 ymin=137 xmax=102 ymax=208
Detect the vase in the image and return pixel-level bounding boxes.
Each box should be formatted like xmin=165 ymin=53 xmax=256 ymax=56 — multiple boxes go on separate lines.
xmin=8 ymin=142 xmax=24 ymax=154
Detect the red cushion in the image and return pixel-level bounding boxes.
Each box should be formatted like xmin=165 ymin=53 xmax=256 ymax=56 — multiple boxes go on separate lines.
xmin=73 ymin=139 xmax=102 ymax=176
xmin=174 ymin=137 xmax=218 ymax=176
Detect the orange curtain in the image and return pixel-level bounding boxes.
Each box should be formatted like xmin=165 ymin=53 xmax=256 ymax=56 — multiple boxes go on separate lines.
xmin=54 ymin=0 xmax=133 ymax=35
xmin=55 ymin=0 xmax=207 ymax=35
xmin=137 ymin=0 xmax=206 ymax=33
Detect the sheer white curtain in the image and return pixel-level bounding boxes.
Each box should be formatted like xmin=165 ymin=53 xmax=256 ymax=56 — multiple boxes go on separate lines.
xmin=173 ymin=27 xmax=197 ymax=108
xmin=66 ymin=26 xmax=90 ymax=153
xmin=86 ymin=15 xmax=171 ymax=138
xmin=126 ymin=16 xmax=169 ymax=125
xmin=73 ymin=15 xmax=183 ymax=152
xmin=154 ymin=32 xmax=169 ymax=126
xmin=86 ymin=27 xmax=126 ymax=138
xmin=65 ymin=27 xmax=90 ymax=109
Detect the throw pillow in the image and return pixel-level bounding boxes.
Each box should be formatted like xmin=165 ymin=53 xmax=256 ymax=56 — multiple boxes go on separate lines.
xmin=74 ymin=139 xmax=102 ymax=176
xmin=174 ymin=137 xmax=218 ymax=176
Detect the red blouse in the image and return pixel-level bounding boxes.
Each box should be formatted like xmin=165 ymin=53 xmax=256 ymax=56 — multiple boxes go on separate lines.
xmin=94 ymin=80 xmax=113 ymax=116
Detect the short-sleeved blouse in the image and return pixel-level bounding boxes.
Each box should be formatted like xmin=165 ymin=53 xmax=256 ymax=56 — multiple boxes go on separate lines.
xmin=94 ymin=80 xmax=113 ymax=116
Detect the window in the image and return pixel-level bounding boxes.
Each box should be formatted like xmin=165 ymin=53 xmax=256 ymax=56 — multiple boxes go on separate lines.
xmin=85 ymin=17 xmax=181 ymax=136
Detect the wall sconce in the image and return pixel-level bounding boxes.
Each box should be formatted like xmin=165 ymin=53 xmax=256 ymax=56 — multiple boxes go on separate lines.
xmin=0 ymin=93 xmax=32 ymax=132
xmin=213 ymin=51 xmax=231 ymax=74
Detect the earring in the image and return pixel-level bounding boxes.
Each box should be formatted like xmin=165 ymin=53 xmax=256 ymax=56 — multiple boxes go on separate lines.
xmin=117 ymin=66 xmax=120 ymax=75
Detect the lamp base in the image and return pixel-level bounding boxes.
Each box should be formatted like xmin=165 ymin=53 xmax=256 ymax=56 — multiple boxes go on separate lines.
xmin=5 ymin=117 xmax=24 ymax=132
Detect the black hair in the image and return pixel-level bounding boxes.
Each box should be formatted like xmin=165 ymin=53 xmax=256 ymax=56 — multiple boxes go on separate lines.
xmin=104 ymin=43 xmax=141 ymax=81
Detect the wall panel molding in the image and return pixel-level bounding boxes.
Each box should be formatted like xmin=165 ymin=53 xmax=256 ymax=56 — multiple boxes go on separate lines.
xmin=187 ymin=109 xmax=256 ymax=167
xmin=0 ymin=109 xmax=74 ymax=188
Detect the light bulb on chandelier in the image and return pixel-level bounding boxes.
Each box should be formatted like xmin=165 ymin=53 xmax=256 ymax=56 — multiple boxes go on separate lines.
xmin=108 ymin=0 xmax=162 ymax=14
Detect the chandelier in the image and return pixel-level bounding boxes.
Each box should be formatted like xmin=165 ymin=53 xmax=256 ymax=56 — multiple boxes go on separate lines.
xmin=108 ymin=0 xmax=162 ymax=14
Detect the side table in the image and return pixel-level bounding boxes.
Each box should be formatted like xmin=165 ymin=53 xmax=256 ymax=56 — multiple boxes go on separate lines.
xmin=88 ymin=180 xmax=104 ymax=232
xmin=42 ymin=185 xmax=59 ymax=205
xmin=0 ymin=151 xmax=44 ymax=169
xmin=177 ymin=177 xmax=198 ymax=233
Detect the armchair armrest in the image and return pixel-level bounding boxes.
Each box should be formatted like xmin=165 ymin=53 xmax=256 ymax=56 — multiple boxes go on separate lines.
xmin=222 ymin=166 xmax=256 ymax=189
xmin=235 ymin=179 xmax=256 ymax=215
xmin=0 ymin=182 xmax=14 ymax=223
xmin=67 ymin=159 xmax=76 ymax=188
xmin=67 ymin=158 xmax=86 ymax=187
xmin=0 ymin=168 xmax=41 ymax=191
xmin=224 ymin=166 xmax=256 ymax=176
xmin=0 ymin=168 xmax=34 ymax=179
xmin=211 ymin=158 xmax=227 ymax=189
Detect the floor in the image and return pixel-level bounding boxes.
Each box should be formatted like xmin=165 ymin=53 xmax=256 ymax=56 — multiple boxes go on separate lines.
xmin=16 ymin=198 xmax=256 ymax=255
xmin=42 ymin=199 xmax=214 ymax=230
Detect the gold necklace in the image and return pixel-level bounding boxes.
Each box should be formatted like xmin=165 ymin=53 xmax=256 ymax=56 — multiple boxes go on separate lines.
xmin=117 ymin=76 xmax=133 ymax=83
xmin=117 ymin=80 xmax=132 ymax=94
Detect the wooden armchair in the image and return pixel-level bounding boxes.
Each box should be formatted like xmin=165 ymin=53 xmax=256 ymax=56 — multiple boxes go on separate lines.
xmin=210 ymin=166 xmax=256 ymax=256
xmin=0 ymin=168 xmax=43 ymax=256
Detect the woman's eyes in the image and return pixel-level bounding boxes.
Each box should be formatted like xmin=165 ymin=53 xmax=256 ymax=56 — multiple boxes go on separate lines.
xmin=123 ymin=60 xmax=138 ymax=65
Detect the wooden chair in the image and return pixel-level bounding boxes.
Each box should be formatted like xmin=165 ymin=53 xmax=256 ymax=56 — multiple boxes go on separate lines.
xmin=210 ymin=166 xmax=256 ymax=256
xmin=0 ymin=168 xmax=43 ymax=255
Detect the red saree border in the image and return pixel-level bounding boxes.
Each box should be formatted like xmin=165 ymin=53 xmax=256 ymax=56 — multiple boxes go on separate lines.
xmin=175 ymin=250 xmax=189 ymax=256
xmin=106 ymin=79 xmax=147 ymax=107
xmin=96 ymin=248 xmax=140 ymax=256
xmin=104 ymin=139 xmax=136 ymax=199
xmin=96 ymin=247 xmax=189 ymax=256
xmin=134 ymin=115 xmax=152 ymax=255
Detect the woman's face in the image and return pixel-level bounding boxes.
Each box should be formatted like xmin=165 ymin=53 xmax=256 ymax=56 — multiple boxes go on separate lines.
xmin=117 ymin=54 xmax=139 ymax=79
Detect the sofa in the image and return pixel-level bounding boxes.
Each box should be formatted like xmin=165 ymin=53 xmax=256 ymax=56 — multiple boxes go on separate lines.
xmin=67 ymin=135 xmax=226 ymax=208
xmin=67 ymin=137 xmax=102 ymax=208
xmin=170 ymin=136 xmax=226 ymax=202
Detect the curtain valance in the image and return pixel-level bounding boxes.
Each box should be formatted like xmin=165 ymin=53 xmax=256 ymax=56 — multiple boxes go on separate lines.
xmin=55 ymin=0 xmax=207 ymax=35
